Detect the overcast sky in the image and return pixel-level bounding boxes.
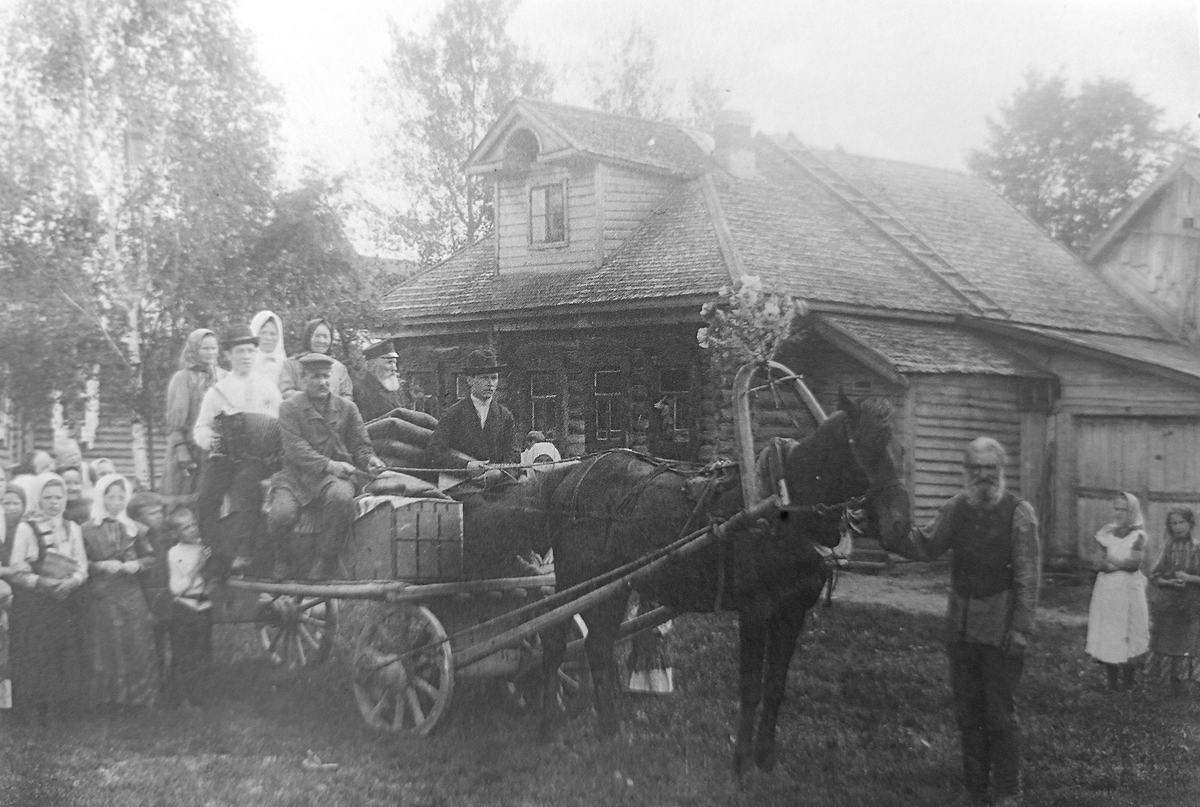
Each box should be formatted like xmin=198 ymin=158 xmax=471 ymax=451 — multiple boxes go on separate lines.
xmin=237 ymin=0 xmax=1199 ymax=183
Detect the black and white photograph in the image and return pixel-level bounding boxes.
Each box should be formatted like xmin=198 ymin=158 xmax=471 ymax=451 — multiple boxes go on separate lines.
xmin=0 ymin=0 xmax=1198 ymax=804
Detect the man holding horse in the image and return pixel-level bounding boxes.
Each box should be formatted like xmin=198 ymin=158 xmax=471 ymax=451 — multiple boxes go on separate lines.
xmin=427 ymin=348 xmax=516 ymax=471
xmin=268 ymin=353 xmax=385 ymax=579
xmin=883 ymin=436 xmax=1040 ymax=807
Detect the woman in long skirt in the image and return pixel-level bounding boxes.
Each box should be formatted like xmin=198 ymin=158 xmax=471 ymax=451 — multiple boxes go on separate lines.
xmin=80 ymin=474 xmax=159 ymax=711
xmin=1085 ymin=491 xmax=1151 ymax=690
xmin=8 ymin=473 xmax=89 ymax=725
xmin=1146 ymin=506 xmax=1200 ymax=693
xmin=162 ymin=328 xmax=224 ymax=502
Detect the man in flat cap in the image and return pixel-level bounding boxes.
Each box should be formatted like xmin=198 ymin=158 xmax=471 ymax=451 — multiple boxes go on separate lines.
xmin=268 ymin=353 xmax=385 ymax=579
xmin=354 ymin=339 xmax=411 ymax=423
xmin=427 ymin=348 xmax=517 ymax=470
xmin=193 ymin=325 xmax=283 ymax=574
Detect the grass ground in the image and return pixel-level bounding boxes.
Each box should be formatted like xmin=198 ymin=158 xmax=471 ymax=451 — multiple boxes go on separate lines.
xmin=0 ymin=582 xmax=1196 ymax=807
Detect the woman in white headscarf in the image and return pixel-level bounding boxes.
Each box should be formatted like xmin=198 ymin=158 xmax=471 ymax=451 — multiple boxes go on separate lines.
xmin=249 ymin=310 xmax=287 ymax=389
xmin=8 ymin=472 xmax=88 ymax=724
xmin=1086 ymin=491 xmax=1151 ymax=690
xmin=79 ymin=474 xmax=159 ymax=710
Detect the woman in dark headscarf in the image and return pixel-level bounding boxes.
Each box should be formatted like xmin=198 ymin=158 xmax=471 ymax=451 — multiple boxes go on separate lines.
xmin=1146 ymin=506 xmax=1200 ymax=693
xmin=162 ymin=329 xmax=225 ymax=501
xmin=279 ymin=317 xmax=354 ymax=399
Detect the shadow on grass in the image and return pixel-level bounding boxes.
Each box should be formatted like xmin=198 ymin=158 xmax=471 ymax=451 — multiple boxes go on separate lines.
xmin=0 ymin=602 xmax=1196 ymax=806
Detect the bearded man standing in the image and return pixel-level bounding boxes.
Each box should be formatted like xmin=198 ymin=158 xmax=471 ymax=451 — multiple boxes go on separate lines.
xmin=882 ymin=436 xmax=1040 ymax=807
xmin=354 ymin=340 xmax=410 ymax=422
xmin=269 ymin=354 xmax=385 ymax=579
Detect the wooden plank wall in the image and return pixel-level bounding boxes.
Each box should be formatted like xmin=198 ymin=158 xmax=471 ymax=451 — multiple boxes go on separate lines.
xmin=600 ymin=164 xmax=674 ymax=258
xmin=1092 ymin=173 xmax=1200 ymax=341
xmin=496 ymin=161 xmax=597 ymax=274
xmin=910 ymin=376 xmax=1023 ymax=525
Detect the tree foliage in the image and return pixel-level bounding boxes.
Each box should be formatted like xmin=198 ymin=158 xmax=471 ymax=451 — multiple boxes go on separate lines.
xmin=372 ymin=0 xmax=554 ymax=265
xmin=968 ymin=71 xmax=1191 ymax=254
xmin=0 ymin=0 xmax=280 ymax=428
xmin=590 ymin=23 xmax=725 ymax=129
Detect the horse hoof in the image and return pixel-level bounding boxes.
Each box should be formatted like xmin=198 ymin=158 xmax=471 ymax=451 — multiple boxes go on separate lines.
xmin=755 ymin=746 xmax=777 ymax=773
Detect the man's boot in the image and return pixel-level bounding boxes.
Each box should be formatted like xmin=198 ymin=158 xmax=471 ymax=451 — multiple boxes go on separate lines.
xmin=960 ymin=727 xmax=991 ymax=805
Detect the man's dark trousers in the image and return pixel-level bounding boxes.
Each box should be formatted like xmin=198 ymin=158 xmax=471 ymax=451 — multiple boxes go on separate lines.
xmin=196 ymin=454 xmax=267 ymax=567
xmin=948 ymin=641 xmax=1025 ymax=799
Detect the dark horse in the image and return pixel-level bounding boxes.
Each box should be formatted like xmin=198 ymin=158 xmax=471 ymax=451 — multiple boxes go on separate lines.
xmin=530 ymin=393 xmax=912 ymax=778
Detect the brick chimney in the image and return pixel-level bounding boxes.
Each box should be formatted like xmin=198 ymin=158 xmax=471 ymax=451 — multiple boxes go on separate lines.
xmin=713 ymin=109 xmax=755 ymax=179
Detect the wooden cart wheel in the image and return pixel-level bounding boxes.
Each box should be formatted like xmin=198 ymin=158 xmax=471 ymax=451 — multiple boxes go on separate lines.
xmin=352 ymin=604 xmax=454 ymax=736
xmin=256 ymin=595 xmax=338 ymax=669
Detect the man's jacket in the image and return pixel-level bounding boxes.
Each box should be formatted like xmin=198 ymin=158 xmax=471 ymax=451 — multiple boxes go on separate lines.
xmin=427 ymin=396 xmax=516 ymax=469
xmin=274 ymin=391 xmax=374 ymax=505
xmin=889 ymin=490 xmax=1041 ymax=646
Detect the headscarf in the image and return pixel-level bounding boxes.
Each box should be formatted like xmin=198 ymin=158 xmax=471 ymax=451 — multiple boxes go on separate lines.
xmin=302 ymin=318 xmax=334 ymax=355
xmin=1164 ymin=506 xmax=1196 ymax=543
xmin=24 ymin=472 xmax=66 ymax=521
xmin=521 ymin=441 xmax=562 ymax=469
xmin=3 ymin=483 xmax=27 ymax=533
xmin=179 ymin=328 xmax=220 ymax=375
xmin=250 ymin=310 xmax=287 ymax=369
xmin=89 ymin=473 xmax=139 ymax=537
xmin=1110 ymin=490 xmax=1145 ymax=536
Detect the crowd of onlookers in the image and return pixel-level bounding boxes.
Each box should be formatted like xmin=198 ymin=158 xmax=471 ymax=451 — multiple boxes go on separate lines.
xmin=1 ymin=450 xmax=211 ymax=727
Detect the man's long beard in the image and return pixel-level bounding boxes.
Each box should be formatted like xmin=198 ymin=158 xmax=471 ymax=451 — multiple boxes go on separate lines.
xmin=966 ymin=475 xmax=1006 ymax=507
xmin=378 ymin=373 xmax=400 ymax=392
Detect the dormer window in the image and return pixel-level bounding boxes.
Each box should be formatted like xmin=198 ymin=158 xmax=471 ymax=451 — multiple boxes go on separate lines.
xmin=530 ymin=182 xmax=566 ymax=245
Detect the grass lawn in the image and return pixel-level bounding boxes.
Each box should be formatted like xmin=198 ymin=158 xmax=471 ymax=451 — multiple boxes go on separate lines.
xmin=1 ymin=588 xmax=1197 ymax=807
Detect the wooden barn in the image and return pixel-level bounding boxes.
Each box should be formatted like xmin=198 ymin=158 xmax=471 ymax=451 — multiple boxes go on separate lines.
xmin=380 ymin=100 xmax=1200 ymax=568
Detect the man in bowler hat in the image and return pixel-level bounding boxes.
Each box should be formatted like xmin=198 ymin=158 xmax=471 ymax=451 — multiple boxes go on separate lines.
xmin=427 ymin=348 xmax=516 ymax=469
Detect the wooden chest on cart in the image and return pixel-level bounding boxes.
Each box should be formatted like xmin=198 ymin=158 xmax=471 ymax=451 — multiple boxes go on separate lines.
xmin=348 ymin=496 xmax=463 ymax=582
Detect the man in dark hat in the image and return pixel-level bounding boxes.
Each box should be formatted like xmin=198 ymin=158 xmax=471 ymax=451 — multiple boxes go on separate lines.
xmin=427 ymin=348 xmax=517 ymax=469
xmin=268 ymin=353 xmax=385 ymax=579
xmin=354 ymin=339 xmax=411 ymax=423
xmin=193 ymin=325 xmax=283 ymax=573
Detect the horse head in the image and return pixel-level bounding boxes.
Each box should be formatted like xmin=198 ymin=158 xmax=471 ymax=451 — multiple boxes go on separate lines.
xmin=836 ymin=392 xmax=912 ymax=550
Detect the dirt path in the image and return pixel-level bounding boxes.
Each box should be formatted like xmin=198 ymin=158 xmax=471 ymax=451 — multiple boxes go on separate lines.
xmin=833 ymin=565 xmax=1089 ymax=627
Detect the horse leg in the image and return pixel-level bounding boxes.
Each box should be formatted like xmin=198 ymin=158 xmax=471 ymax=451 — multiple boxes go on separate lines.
xmin=582 ymin=595 xmax=627 ymax=738
xmin=733 ymin=609 xmax=768 ymax=781
xmin=538 ymin=619 xmax=570 ymax=738
xmin=754 ymin=599 xmax=808 ymax=772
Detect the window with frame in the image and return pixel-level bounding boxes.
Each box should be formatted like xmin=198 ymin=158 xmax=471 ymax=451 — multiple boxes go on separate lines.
xmin=593 ymin=369 xmax=625 ymax=443
xmin=529 ymin=372 xmax=559 ymax=438
xmin=407 ymin=371 xmax=436 ymax=415
xmin=656 ymin=366 xmax=691 ymax=443
xmin=530 ymin=182 xmax=566 ymax=244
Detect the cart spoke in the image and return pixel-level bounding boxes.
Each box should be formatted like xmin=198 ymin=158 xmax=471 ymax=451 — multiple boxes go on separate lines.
xmin=557 ymin=669 xmax=579 ymax=692
xmin=299 ymin=613 xmax=326 ymax=629
xmin=298 ymin=624 xmax=321 ymax=650
xmin=393 ymin=692 xmax=406 ymax=730
xmin=412 ymin=676 xmax=439 ymax=699
xmin=299 ymin=598 xmax=326 ymax=613
xmin=406 ymin=687 xmax=426 ymax=725
xmin=267 ymin=625 xmax=286 ymax=657
xmin=295 ymin=632 xmax=308 ymax=667
xmin=368 ymin=689 xmax=390 ymax=723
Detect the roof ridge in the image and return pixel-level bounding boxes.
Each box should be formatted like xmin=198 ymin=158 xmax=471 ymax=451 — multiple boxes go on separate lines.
xmin=768 ymin=137 xmax=1008 ymax=319
xmin=520 ymin=97 xmax=691 ymax=133
xmin=698 ymin=174 xmax=744 ymax=285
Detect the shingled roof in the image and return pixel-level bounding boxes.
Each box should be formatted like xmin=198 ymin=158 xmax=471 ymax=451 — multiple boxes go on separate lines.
xmin=384 ymin=100 xmax=1175 ymax=358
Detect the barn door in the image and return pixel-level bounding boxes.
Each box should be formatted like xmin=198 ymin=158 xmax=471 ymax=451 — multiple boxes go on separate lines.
xmin=1075 ymin=417 xmax=1200 ymax=565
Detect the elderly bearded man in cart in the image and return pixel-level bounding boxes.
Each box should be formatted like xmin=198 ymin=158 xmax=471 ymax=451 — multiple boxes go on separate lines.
xmin=268 ymin=353 xmax=386 ymax=580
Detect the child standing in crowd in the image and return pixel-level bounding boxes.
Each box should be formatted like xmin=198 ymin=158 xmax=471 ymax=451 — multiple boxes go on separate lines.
xmin=128 ymin=491 xmax=171 ymax=674
xmin=163 ymin=507 xmax=213 ymax=710
xmin=1086 ymin=491 xmax=1151 ymax=691
xmin=1147 ymin=506 xmax=1200 ymax=694
xmin=81 ymin=474 xmax=159 ymax=712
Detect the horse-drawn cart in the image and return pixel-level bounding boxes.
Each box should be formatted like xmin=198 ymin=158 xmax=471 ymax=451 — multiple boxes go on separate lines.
xmin=192 ymin=358 xmax=895 ymax=751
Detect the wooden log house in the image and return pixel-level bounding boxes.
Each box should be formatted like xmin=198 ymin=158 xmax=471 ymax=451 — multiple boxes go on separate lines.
xmin=379 ymin=101 xmax=1200 ymax=568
